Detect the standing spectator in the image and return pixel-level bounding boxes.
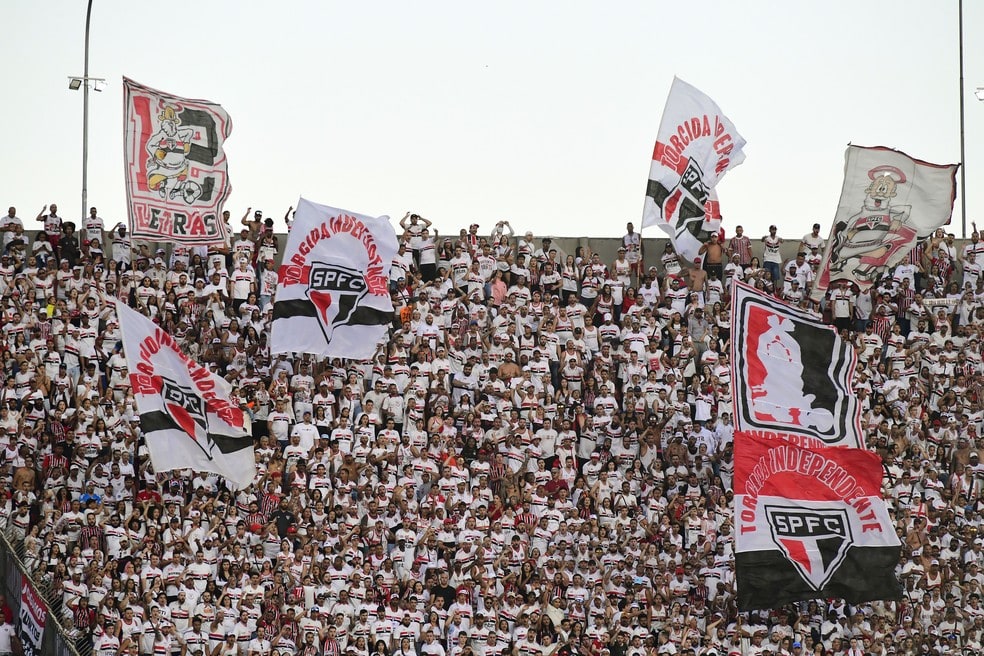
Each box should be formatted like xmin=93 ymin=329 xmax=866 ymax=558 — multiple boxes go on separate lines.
xmin=622 ymin=222 xmax=643 ymax=285
xmin=37 ymin=203 xmax=63 ymax=255
xmin=0 ymin=613 xmax=19 ymax=656
xmin=727 ymin=225 xmax=752 ymax=267
xmin=697 ymin=233 xmax=724 ymax=284
xmin=799 ymin=223 xmax=825 ymax=252
xmin=761 ymin=225 xmax=783 ymax=285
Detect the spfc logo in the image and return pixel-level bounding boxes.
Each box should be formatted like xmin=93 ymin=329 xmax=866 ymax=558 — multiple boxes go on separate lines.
xmin=647 ymin=158 xmax=713 ymax=242
xmin=161 ymin=378 xmax=215 ymax=460
xmin=306 ymin=262 xmax=369 ymax=343
xmin=765 ymin=505 xmax=853 ymax=591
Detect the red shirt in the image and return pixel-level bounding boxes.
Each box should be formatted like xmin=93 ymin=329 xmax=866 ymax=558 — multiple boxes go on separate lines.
xmin=136 ymin=489 xmax=161 ymax=505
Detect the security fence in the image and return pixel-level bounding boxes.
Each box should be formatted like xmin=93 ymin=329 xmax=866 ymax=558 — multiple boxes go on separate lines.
xmin=0 ymin=526 xmax=85 ymax=656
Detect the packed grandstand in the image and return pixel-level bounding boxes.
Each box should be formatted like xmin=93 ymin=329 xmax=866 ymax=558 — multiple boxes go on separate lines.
xmin=0 ymin=204 xmax=979 ymax=656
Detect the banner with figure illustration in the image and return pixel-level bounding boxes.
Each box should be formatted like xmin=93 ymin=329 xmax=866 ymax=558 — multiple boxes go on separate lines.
xmin=123 ymin=77 xmax=233 ymax=246
xmin=270 ymin=198 xmax=397 ymax=359
xmin=810 ymin=145 xmax=958 ymax=301
xmin=735 ymin=431 xmax=902 ymax=609
xmin=117 ymin=301 xmax=256 ymax=489
xmin=730 ymin=281 xmax=863 ymax=449
xmin=641 ymin=77 xmax=746 ymax=260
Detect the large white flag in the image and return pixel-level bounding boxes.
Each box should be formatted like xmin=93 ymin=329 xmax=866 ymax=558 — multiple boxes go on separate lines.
xmin=116 ymin=302 xmax=256 ymax=489
xmin=270 ymin=198 xmax=397 ymax=359
xmin=810 ymin=145 xmax=959 ymax=301
xmin=123 ymin=77 xmax=233 ymax=246
xmin=642 ymin=77 xmax=746 ymax=260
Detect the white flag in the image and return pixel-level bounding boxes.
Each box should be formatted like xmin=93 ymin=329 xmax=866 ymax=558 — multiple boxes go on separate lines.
xmin=810 ymin=145 xmax=959 ymax=301
xmin=270 ymin=198 xmax=397 ymax=359
xmin=123 ymin=77 xmax=233 ymax=246
xmin=116 ymin=302 xmax=256 ymax=489
xmin=642 ymin=77 xmax=746 ymax=260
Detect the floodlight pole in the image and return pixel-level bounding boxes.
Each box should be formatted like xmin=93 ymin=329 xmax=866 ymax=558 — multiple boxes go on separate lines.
xmin=959 ymin=0 xmax=967 ymax=237
xmin=81 ymin=0 xmax=93 ymax=221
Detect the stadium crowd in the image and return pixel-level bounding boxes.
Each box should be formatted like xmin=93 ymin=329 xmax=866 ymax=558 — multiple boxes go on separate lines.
xmin=0 ymin=203 xmax=982 ymax=656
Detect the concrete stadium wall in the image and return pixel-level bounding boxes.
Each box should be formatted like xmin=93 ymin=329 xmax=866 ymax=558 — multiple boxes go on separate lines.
xmin=150 ymin=233 xmax=970 ymax=274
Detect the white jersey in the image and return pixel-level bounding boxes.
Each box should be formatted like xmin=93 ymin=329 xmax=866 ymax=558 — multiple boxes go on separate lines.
xmin=623 ymin=231 xmax=642 ymax=263
xmin=83 ymin=215 xmax=105 ymax=243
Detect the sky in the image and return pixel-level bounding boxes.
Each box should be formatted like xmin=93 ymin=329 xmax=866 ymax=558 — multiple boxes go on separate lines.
xmin=2 ymin=0 xmax=983 ymax=240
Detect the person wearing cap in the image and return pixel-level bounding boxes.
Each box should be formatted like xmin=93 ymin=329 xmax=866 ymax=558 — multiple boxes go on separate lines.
xmin=610 ymin=245 xmax=632 ymax=289
xmin=20 ymin=201 xmax=984 ymax=652
xmin=697 ymin=231 xmax=724 ymax=282
xmin=800 ymin=222 xmax=825 ymax=252
xmin=238 ymin=206 xmax=264 ymax=239
xmin=761 ymin=225 xmax=784 ymax=284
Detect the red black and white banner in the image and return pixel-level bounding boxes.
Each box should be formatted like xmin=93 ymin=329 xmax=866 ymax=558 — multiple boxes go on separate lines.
xmin=117 ymin=301 xmax=255 ymax=489
xmin=641 ymin=77 xmax=746 ymax=260
xmin=810 ymin=145 xmax=958 ymax=301
xmin=731 ymin=281 xmax=863 ymax=449
xmin=18 ymin=578 xmax=45 ymax=656
xmin=735 ymin=431 xmax=902 ymax=610
xmin=123 ymin=77 xmax=233 ymax=246
xmin=270 ymin=198 xmax=396 ymax=359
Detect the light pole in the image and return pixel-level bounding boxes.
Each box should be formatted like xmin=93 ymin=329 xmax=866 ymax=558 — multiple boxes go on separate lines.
xmin=960 ymin=0 xmax=967 ymax=237
xmin=67 ymin=0 xmax=104 ymax=221
xmin=956 ymin=2 xmax=984 ymax=237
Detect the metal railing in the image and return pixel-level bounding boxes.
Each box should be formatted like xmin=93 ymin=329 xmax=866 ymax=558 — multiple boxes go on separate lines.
xmin=0 ymin=525 xmax=86 ymax=656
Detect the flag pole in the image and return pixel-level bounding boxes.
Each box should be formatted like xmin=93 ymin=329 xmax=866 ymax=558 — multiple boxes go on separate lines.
xmin=82 ymin=0 xmax=93 ymax=221
xmin=959 ymin=0 xmax=968 ymax=237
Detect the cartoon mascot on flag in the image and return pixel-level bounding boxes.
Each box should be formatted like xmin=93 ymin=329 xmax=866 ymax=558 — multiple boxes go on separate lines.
xmin=827 ymin=165 xmax=915 ymax=284
xmin=145 ymin=105 xmax=203 ymax=204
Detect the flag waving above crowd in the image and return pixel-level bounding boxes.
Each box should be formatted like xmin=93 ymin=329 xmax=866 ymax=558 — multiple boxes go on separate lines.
xmin=270 ymin=198 xmax=397 ymax=359
xmin=810 ymin=145 xmax=959 ymax=301
xmin=735 ymin=431 xmax=902 ymax=609
xmin=116 ymin=302 xmax=256 ymax=489
xmin=642 ymin=77 xmax=746 ymax=260
xmin=123 ymin=77 xmax=234 ymax=246
xmin=730 ymin=281 xmax=864 ymax=449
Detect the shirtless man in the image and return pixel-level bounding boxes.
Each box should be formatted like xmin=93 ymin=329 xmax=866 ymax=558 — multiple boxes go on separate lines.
xmin=698 ymin=233 xmax=725 ymax=282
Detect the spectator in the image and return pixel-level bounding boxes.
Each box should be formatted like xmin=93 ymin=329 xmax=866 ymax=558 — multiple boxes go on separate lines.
xmin=2 ymin=208 xmax=982 ymax=656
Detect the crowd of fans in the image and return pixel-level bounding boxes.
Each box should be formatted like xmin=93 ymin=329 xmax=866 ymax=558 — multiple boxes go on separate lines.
xmin=0 ymin=202 xmax=980 ymax=656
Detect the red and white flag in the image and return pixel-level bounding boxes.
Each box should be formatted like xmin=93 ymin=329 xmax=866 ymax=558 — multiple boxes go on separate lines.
xmin=811 ymin=145 xmax=958 ymax=301
xmin=117 ymin=302 xmax=255 ymax=489
xmin=270 ymin=198 xmax=397 ymax=359
xmin=123 ymin=77 xmax=233 ymax=246
xmin=735 ymin=431 xmax=902 ymax=609
xmin=18 ymin=581 xmax=45 ymax=656
xmin=642 ymin=77 xmax=746 ymax=260
xmin=731 ymin=281 xmax=863 ymax=449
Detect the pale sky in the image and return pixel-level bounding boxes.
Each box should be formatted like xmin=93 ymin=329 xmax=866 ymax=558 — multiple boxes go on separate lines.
xmin=3 ymin=0 xmax=983 ymax=240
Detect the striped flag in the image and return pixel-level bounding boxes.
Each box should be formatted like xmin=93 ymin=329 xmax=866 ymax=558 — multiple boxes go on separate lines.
xmin=642 ymin=77 xmax=746 ymax=260
xmin=116 ymin=302 xmax=255 ymax=489
xmin=735 ymin=431 xmax=902 ymax=609
xmin=730 ymin=281 xmax=864 ymax=449
xmin=270 ymin=198 xmax=397 ymax=359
